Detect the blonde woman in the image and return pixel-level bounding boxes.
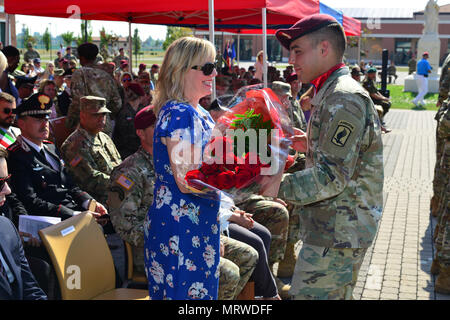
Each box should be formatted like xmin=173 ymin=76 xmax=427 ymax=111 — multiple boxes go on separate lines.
xmin=254 ymin=50 xmax=265 ymax=81
xmin=144 ymin=37 xmax=224 ymax=300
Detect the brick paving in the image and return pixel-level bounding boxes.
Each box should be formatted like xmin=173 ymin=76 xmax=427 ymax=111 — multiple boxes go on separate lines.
xmin=353 ymin=109 xmax=449 ymax=300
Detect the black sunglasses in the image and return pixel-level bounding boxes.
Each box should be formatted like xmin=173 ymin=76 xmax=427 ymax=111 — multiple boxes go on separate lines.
xmin=191 ymin=62 xmax=217 ymax=76
xmin=0 ymin=174 xmax=11 ymax=191
xmin=2 ymin=108 xmax=14 ymax=115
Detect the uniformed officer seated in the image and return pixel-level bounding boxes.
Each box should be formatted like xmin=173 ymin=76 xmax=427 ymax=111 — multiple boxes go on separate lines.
xmin=7 ymin=93 xmax=108 ymax=221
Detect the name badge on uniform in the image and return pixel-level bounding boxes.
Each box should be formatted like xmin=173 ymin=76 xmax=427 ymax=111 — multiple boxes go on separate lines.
xmin=331 ymin=120 xmax=354 ymax=148
xmin=116 ymin=174 xmax=135 ymax=190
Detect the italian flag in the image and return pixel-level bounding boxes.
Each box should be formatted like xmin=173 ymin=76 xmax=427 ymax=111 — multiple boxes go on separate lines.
xmin=0 ymin=127 xmax=15 ymax=148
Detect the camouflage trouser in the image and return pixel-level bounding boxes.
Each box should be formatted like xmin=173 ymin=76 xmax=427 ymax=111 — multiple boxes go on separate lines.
xmin=237 ymin=198 xmax=289 ymax=265
xmin=436 ymin=202 xmax=450 ymax=268
xmin=286 ymin=202 xmax=302 ymax=245
xmin=218 ymin=235 xmax=258 ymax=300
xmin=435 ymin=142 xmax=450 ymax=221
xmin=289 ymin=243 xmax=367 ymax=300
xmin=432 ymin=132 xmax=446 ymax=205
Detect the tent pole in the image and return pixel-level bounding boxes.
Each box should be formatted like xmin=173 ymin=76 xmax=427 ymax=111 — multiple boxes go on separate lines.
xmin=5 ymin=14 xmax=10 ymax=46
xmin=237 ymin=34 xmax=240 ymax=66
xmin=209 ymin=0 xmax=216 ymax=100
xmin=128 ymin=20 xmax=133 ymax=73
xmin=262 ymin=8 xmax=268 ymax=88
xmin=358 ymin=36 xmax=361 ymax=65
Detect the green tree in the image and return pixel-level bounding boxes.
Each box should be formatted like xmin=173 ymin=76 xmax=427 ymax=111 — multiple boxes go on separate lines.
xmin=77 ymin=20 xmax=93 ymax=46
xmin=99 ymin=27 xmax=119 ymax=61
xmin=42 ymin=27 xmax=51 ymax=52
xmin=61 ymin=31 xmax=75 ymax=47
xmin=163 ymin=27 xmax=192 ymax=50
xmin=21 ymin=25 xmax=36 ymax=48
xmin=133 ymin=28 xmax=142 ymax=67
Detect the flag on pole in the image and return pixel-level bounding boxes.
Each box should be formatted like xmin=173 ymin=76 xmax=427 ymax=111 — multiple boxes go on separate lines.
xmin=0 ymin=127 xmax=16 ymax=148
xmin=223 ymin=40 xmax=237 ymax=68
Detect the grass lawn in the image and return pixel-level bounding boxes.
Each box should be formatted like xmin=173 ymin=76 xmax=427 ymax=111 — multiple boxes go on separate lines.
xmin=387 ymin=84 xmax=438 ymax=110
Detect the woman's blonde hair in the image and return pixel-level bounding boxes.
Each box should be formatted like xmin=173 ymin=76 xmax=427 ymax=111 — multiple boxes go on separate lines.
xmin=153 ymin=37 xmax=216 ymax=115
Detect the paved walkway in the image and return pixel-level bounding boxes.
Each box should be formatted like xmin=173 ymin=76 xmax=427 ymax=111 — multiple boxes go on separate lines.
xmin=352 ymin=109 xmax=449 ymax=300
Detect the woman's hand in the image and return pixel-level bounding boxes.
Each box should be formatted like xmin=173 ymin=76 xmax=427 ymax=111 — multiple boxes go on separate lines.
xmin=228 ymin=209 xmax=254 ymax=229
xmin=19 ymin=232 xmax=41 ymax=247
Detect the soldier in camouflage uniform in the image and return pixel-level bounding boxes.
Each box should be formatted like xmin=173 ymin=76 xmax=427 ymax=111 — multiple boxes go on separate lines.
xmin=275 ymin=14 xmax=383 ymax=300
xmin=431 ymin=53 xmax=450 ymax=217
xmin=23 ymin=43 xmax=40 ymax=63
xmin=108 ymin=106 xmax=156 ymax=276
xmin=113 ymin=83 xmax=146 ymax=159
xmin=66 ymin=42 xmax=122 ymax=136
xmin=61 ymin=96 xmax=122 ymax=204
xmin=219 ymin=235 xmax=259 ymax=300
xmin=431 ymin=106 xmax=450 ymax=293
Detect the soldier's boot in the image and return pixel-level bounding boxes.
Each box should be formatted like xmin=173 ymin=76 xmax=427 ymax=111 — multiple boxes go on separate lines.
xmin=277 ymin=243 xmax=297 ymax=278
xmin=274 ymin=277 xmax=291 ymax=300
xmin=431 ymin=258 xmax=441 ymax=275
xmin=435 ymin=266 xmax=450 ymax=295
xmin=431 ymin=196 xmax=440 ymax=218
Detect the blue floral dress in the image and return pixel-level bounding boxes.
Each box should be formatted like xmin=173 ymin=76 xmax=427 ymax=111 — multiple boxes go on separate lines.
xmin=144 ymin=101 xmax=221 ymax=300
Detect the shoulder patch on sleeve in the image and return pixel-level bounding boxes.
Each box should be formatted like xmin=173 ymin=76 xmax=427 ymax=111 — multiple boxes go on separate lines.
xmin=70 ymin=155 xmax=82 ymax=167
xmin=116 ymin=174 xmax=135 ymax=190
xmin=331 ymin=120 xmax=355 ymax=147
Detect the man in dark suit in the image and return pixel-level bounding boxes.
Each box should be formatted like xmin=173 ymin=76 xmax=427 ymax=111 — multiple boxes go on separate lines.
xmin=7 ymin=93 xmax=108 ymax=221
xmin=0 ymin=147 xmax=47 ymax=300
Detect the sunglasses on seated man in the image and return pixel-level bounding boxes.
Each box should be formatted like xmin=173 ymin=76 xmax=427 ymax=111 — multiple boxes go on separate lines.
xmin=191 ymin=62 xmax=217 ymax=76
xmin=2 ymin=108 xmax=15 ymax=115
xmin=0 ymin=174 xmax=11 ymax=192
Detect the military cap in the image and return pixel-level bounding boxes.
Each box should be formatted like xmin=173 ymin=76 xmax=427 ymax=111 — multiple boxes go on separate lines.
xmin=423 ymin=51 xmax=429 ymax=56
xmin=80 ymin=96 xmax=111 ymax=114
xmin=271 ymin=81 xmax=292 ymax=97
xmin=276 ymin=14 xmax=341 ymax=50
xmin=127 ymin=83 xmax=146 ymax=97
xmin=15 ymin=93 xmax=52 ymax=118
xmin=367 ymin=67 xmax=377 ymax=74
xmin=121 ymin=60 xmax=128 ymax=66
xmin=54 ymin=68 xmax=65 ymax=76
xmin=151 ymin=64 xmax=159 ymax=69
xmin=134 ymin=105 xmax=156 ymax=130
xmin=351 ymin=66 xmax=363 ymax=76
xmin=33 ymin=58 xmax=41 ymax=64
xmin=15 ymin=75 xmax=37 ymax=90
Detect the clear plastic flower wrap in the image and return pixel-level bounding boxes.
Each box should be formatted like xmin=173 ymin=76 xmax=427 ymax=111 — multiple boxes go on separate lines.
xmin=182 ymin=84 xmax=294 ymax=205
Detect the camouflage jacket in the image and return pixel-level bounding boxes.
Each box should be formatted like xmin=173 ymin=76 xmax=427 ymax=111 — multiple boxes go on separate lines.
xmin=67 ymin=63 xmax=122 ymax=131
xmin=23 ymin=50 xmax=40 ymax=63
xmin=107 ymin=147 xmax=155 ymax=273
xmin=288 ymin=98 xmax=307 ymax=132
xmin=438 ymin=106 xmax=450 ymax=140
xmin=438 ymin=54 xmax=450 ymax=105
xmin=278 ymin=67 xmax=384 ymax=248
xmin=60 ymin=127 xmax=122 ymax=203
xmin=112 ymin=102 xmax=145 ymax=159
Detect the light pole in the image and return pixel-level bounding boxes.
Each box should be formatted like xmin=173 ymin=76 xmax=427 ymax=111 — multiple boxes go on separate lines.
xmin=49 ymin=23 xmax=52 ymax=61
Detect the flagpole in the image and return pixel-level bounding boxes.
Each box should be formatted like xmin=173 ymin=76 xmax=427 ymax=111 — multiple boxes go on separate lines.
xmin=209 ymin=0 xmax=216 ymax=100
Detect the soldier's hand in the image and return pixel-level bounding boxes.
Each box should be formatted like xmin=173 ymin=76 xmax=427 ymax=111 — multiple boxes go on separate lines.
xmin=220 ymin=241 xmax=225 ymax=257
xmin=273 ymin=197 xmax=287 ymax=207
xmin=289 ymin=129 xmax=307 ymax=153
xmin=300 ymin=95 xmax=312 ymax=111
xmin=94 ymin=202 xmax=108 ymax=215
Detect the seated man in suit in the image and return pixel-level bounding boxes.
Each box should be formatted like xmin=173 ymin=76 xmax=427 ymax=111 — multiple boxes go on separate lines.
xmin=0 ymin=147 xmax=47 ymax=300
xmin=7 ymin=93 xmax=107 ymax=221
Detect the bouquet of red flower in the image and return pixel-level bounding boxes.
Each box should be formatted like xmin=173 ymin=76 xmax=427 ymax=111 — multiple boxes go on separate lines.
xmin=184 ymin=85 xmax=293 ymax=201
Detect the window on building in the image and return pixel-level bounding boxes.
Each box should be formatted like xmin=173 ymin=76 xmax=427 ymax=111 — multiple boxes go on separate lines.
xmin=0 ymin=22 xmax=4 ymax=45
xmin=239 ymin=38 xmax=253 ymax=61
xmin=267 ymin=38 xmax=282 ymax=62
xmin=394 ymin=39 xmax=412 ymax=65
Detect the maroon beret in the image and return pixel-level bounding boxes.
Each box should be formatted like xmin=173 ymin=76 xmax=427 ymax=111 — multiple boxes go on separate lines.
xmin=135 ymin=105 xmax=156 ymax=130
xmin=276 ymin=14 xmax=340 ymax=50
xmin=285 ymin=72 xmax=298 ymax=83
xmin=120 ymin=59 xmax=128 ymax=66
xmin=127 ymin=83 xmax=146 ymax=97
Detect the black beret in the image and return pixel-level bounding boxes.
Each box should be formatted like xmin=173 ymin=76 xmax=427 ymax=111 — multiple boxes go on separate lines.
xmin=15 ymin=93 xmax=52 ymax=118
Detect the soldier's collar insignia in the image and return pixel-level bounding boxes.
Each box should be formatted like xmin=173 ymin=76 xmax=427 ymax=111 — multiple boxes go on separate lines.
xmin=331 ymin=120 xmax=354 ymax=148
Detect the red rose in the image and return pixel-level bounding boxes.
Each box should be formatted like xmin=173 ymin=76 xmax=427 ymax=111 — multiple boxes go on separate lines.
xmin=285 ymin=155 xmax=294 ymax=171
xmin=200 ymin=162 xmax=221 ymax=176
xmin=216 ymin=171 xmax=236 ymax=190
xmin=224 ymin=153 xmax=239 ymax=171
xmin=207 ymin=174 xmax=219 ymax=188
xmin=235 ymin=168 xmax=254 ymax=189
xmin=210 ymin=136 xmax=234 ymax=158
xmin=185 ymin=170 xmax=206 ymax=187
